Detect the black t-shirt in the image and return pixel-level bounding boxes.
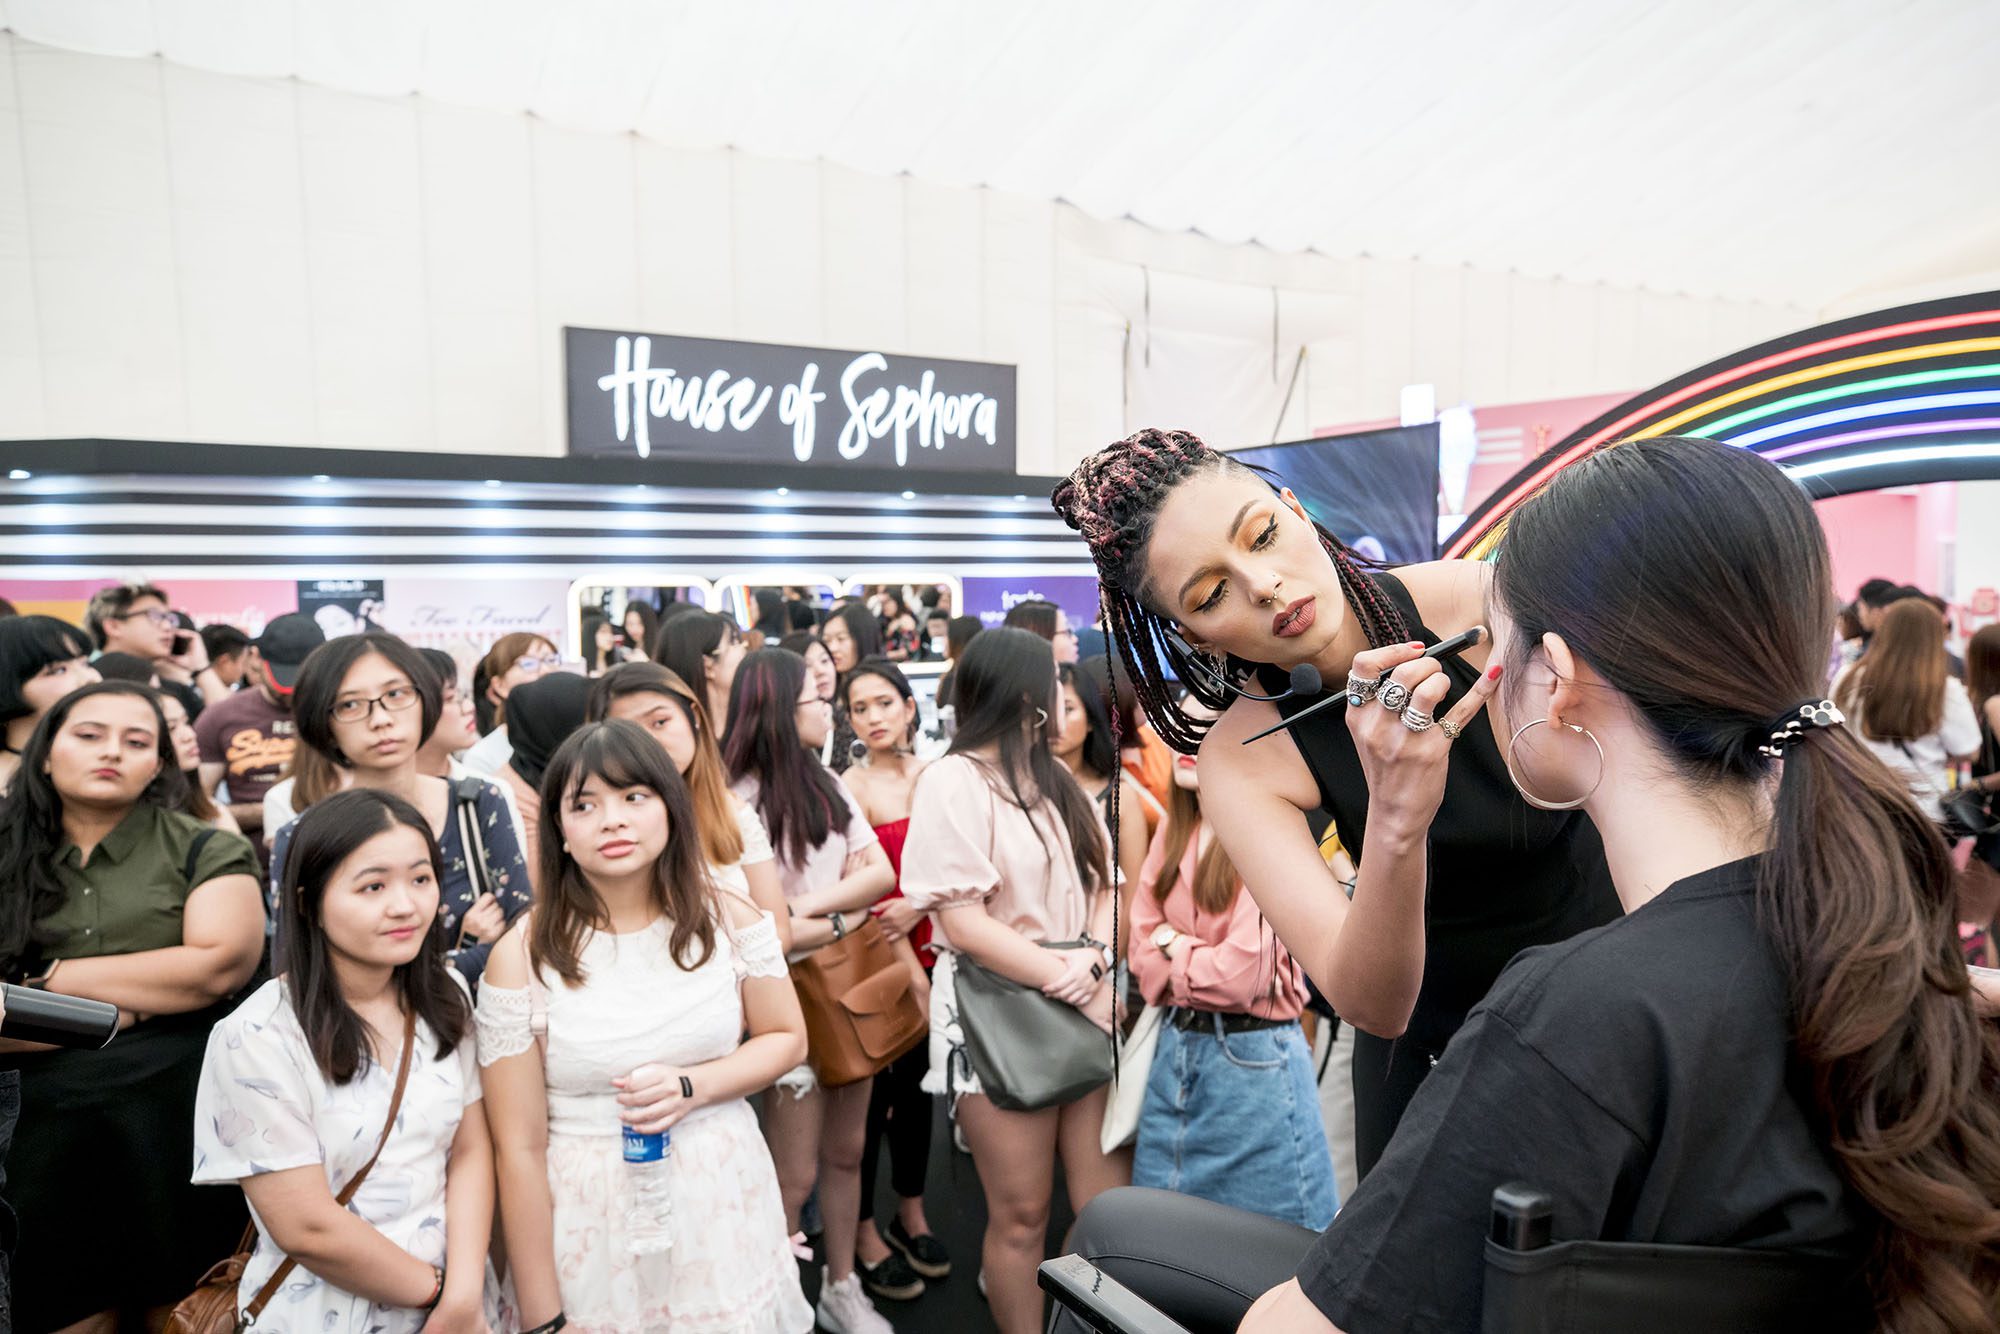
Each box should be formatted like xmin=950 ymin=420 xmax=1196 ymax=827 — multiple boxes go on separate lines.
xmin=1297 ymin=856 xmax=1867 ymax=1332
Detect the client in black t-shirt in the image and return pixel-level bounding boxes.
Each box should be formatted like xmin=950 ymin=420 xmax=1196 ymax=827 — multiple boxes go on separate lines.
xmin=1242 ymin=437 xmax=2000 ymax=1332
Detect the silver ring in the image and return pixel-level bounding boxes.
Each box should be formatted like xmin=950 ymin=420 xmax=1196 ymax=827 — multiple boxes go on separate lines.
xmin=1439 ymin=718 xmax=1462 ymax=741
xmin=1377 ymin=681 xmax=1411 ymax=713
xmin=1345 ymin=671 xmax=1380 ymax=707
xmin=1401 ymin=706 xmax=1435 ymax=732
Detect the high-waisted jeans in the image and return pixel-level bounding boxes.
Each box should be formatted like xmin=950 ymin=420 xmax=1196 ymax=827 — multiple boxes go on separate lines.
xmin=1132 ymin=1013 xmax=1338 ymax=1230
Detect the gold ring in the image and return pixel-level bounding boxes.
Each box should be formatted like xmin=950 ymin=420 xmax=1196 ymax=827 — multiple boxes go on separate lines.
xmin=1438 ymin=718 xmax=1462 ymax=741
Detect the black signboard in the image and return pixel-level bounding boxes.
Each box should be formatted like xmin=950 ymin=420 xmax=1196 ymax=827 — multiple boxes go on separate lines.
xmin=565 ymin=327 xmax=1017 ymax=475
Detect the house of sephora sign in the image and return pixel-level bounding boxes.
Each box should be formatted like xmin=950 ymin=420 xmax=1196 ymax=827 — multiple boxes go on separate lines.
xmin=566 ymin=327 xmax=1017 ymax=474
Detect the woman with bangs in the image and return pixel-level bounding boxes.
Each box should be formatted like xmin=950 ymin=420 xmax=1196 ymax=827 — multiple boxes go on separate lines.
xmin=478 ymin=720 xmax=813 ymax=1334
xmin=0 ymin=613 xmax=101 ymax=793
xmin=193 ymin=788 xmax=500 ymax=1331
xmin=272 ymin=634 xmax=530 ymax=989
xmin=588 ymin=660 xmax=792 ymax=951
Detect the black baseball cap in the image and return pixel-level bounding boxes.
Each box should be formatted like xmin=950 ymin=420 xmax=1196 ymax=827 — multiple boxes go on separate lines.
xmin=254 ymin=613 xmax=326 ymax=691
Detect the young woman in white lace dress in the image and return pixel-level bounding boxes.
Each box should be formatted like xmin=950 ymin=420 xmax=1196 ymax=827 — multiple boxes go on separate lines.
xmin=477 ymin=720 xmax=813 ymax=1334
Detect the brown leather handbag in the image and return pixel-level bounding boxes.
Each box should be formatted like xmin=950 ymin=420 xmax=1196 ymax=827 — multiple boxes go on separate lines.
xmin=166 ymin=1007 xmax=419 ymax=1334
xmin=790 ymin=916 xmax=927 ymax=1087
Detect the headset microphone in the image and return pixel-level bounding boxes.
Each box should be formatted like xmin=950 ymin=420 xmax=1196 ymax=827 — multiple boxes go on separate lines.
xmin=1176 ymin=646 xmax=1324 ymax=704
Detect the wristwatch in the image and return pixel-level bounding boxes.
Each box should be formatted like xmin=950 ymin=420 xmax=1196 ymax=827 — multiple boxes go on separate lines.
xmin=1151 ymin=924 xmax=1181 ymax=950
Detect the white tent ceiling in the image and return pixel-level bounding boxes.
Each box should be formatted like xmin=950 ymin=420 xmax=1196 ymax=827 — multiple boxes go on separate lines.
xmin=3 ymin=0 xmax=1996 ymax=309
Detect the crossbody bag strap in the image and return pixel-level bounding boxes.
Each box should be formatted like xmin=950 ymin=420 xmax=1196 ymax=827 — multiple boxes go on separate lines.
xmin=452 ymin=778 xmax=493 ymax=949
xmin=241 ymin=1006 xmax=419 ymax=1323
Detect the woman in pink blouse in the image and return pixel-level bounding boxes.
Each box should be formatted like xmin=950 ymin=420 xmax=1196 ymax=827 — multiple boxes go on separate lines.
xmin=1128 ymin=710 xmax=1338 ymax=1229
xmin=899 ymin=628 xmax=1129 ymax=1334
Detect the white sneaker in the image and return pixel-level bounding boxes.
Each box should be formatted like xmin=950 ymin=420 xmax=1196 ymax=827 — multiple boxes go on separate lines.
xmin=817 ymin=1268 xmax=894 ymax=1334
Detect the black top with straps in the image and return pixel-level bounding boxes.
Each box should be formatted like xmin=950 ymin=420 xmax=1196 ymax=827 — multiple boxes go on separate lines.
xmin=1259 ymin=571 xmax=1620 ymax=1171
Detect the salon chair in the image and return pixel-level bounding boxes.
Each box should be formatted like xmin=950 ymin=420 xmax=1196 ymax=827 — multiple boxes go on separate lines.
xmin=1041 ymin=1185 xmax=1866 ymax=1334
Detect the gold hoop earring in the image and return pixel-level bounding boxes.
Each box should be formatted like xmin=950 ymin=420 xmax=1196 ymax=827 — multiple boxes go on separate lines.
xmin=1505 ymin=718 xmax=1604 ymax=811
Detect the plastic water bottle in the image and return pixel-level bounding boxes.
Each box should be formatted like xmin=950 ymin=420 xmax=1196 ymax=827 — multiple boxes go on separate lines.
xmin=622 ymin=1123 xmax=673 ymax=1255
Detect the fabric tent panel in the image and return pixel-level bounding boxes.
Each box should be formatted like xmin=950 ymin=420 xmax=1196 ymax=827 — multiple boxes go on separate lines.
xmin=728 ymin=153 xmax=827 ymax=350
xmin=820 ymin=163 xmax=912 ymax=356
xmin=902 ymin=176 xmax=986 ymax=362
xmin=633 ymin=139 xmax=739 ymax=337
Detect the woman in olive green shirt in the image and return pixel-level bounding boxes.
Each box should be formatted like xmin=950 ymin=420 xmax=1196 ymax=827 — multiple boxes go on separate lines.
xmin=0 ymin=679 xmax=266 ymax=1333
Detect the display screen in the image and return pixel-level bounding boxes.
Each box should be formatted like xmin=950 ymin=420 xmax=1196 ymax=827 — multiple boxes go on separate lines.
xmin=1228 ymin=423 xmax=1441 ymax=564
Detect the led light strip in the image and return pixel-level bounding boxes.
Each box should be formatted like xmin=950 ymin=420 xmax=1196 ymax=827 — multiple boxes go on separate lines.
xmin=1444 ymin=295 xmax=2000 ymax=561
xmin=1727 ymin=393 xmax=2000 ymax=450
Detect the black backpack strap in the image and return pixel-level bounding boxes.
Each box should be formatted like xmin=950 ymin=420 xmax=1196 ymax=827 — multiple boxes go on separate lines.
xmin=183 ymin=827 xmax=219 ymax=887
xmin=452 ymin=777 xmax=494 ymax=900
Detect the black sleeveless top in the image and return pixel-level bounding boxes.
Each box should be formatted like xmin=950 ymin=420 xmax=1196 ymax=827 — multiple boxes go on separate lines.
xmin=1259 ymin=572 xmax=1620 ymax=1054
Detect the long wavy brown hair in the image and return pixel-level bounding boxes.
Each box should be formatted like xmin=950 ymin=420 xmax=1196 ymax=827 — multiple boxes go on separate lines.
xmin=1837 ymin=598 xmax=1951 ymax=741
xmin=1966 ymin=624 xmax=2000 ymax=730
xmin=1498 ymin=437 xmax=2000 ymax=1331
xmin=530 ymin=720 xmax=719 ymax=986
xmin=585 ymin=661 xmax=744 ymax=866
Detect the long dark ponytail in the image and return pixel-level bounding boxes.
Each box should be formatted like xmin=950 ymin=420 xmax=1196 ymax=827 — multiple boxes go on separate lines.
xmin=1495 ymin=436 xmax=2000 ymax=1331
xmin=1052 ymin=427 xmax=1406 ymax=755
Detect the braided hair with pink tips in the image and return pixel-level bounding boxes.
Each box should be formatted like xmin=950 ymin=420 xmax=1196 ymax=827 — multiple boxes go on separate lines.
xmin=1052 ymin=427 xmax=1409 ymax=755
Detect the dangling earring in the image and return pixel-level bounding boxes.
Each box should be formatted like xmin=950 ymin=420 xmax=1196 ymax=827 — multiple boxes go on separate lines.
xmin=1034 ymin=707 xmax=1049 ymax=730
xmin=1505 ymin=718 xmax=1604 ymax=811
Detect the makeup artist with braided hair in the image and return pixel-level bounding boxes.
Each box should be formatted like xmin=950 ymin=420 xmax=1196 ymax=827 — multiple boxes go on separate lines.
xmin=1052 ymin=428 xmax=1618 ymax=1174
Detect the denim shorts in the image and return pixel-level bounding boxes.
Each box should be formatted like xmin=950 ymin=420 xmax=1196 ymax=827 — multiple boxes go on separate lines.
xmin=1132 ymin=1013 xmax=1338 ymax=1230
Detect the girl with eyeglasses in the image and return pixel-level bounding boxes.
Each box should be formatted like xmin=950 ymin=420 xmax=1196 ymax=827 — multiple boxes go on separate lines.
xmin=655 ymin=611 xmax=749 ymax=740
xmin=0 ymin=613 xmax=101 ymax=793
xmin=1003 ymin=598 xmax=1080 ymax=666
xmin=272 ymin=634 xmax=531 ymax=990
xmin=723 ymin=648 xmax=902 ymax=1334
xmin=462 ymin=633 xmax=564 ymax=780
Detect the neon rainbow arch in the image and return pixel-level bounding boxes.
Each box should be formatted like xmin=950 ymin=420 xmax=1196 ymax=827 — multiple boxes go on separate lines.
xmin=1442 ymin=291 xmax=2000 ymax=561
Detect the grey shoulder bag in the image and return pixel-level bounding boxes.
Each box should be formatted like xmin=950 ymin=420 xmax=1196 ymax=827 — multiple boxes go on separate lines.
xmin=949 ymin=782 xmax=1112 ymax=1111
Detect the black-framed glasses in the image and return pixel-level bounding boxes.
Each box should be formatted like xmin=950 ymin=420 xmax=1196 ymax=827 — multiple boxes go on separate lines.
xmin=331 ymin=686 xmax=420 ymax=723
